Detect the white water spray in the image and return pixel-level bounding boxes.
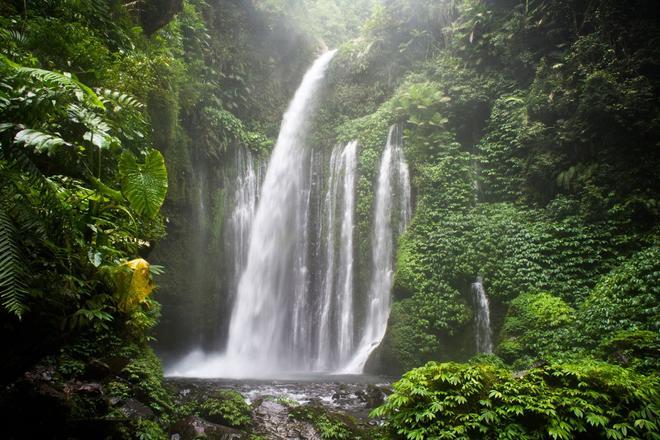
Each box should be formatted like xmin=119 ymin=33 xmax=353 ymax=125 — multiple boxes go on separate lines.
xmin=316 ymin=140 xmax=358 ymax=370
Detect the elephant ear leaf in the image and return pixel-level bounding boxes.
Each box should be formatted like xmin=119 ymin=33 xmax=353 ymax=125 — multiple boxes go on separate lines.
xmin=119 ymin=150 xmax=168 ymax=218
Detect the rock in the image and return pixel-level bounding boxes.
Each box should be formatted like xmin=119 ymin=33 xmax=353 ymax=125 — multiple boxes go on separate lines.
xmin=84 ymin=358 xmax=111 ymax=380
xmin=172 ymin=415 xmax=245 ymax=440
xmin=118 ymin=398 xmax=155 ymax=420
xmin=364 ymin=384 xmax=387 ymax=408
xmin=252 ymin=399 xmax=319 ymax=440
xmin=138 ymin=0 xmax=184 ymax=35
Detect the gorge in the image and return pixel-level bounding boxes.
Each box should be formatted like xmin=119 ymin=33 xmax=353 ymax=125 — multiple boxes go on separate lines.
xmin=0 ymin=0 xmax=657 ymax=438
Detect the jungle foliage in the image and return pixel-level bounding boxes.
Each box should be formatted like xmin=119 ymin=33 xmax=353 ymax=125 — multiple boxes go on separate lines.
xmin=0 ymin=0 xmax=658 ymax=438
xmin=373 ymin=360 xmax=659 ymax=440
xmin=320 ymin=0 xmax=659 ymax=376
xmin=312 ymin=0 xmax=660 ymax=437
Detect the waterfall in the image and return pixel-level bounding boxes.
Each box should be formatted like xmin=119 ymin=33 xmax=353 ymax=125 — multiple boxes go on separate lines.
xmin=166 ymin=55 xmax=414 ymax=378
xmin=316 ymin=140 xmax=358 ymax=370
xmin=342 ymin=124 xmax=411 ymax=373
xmin=228 ymin=147 xmax=262 ymax=295
xmin=167 ymin=51 xmax=337 ymax=378
xmin=471 ymin=277 xmax=493 ymax=354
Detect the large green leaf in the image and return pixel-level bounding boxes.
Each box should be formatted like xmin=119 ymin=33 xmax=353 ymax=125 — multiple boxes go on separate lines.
xmin=119 ymin=150 xmax=168 ymax=218
xmin=0 ymin=208 xmax=28 ymax=318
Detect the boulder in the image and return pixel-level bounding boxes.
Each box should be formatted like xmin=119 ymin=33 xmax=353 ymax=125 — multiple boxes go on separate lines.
xmin=171 ymin=415 xmax=245 ymax=440
xmin=252 ymin=399 xmax=319 ymax=440
xmin=118 ymin=398 xmax=155 ymax=420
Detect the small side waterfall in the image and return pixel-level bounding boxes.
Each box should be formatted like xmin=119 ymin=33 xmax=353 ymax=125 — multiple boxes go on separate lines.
xmin=343 ymin=125 xmax=411 ymax=373
xmin=316 ymin=140 xmax=358 ymax=370
xmin=471 ymin=277 xmax=493 ymax=354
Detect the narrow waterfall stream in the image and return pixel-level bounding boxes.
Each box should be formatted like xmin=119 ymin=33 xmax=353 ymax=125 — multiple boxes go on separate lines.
xmin=471 ymin=277 xmax=493 ymax=354
xmin=342 ymin=124 xmax=411 ymax=373
xmin=316 ymin=140 xmax=358 ymax=370
xmin=227 ymin=147 xmax=262 ymax=297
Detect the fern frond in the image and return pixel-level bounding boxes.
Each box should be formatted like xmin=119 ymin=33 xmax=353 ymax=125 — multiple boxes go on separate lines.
xmin=119 ymin=150 xmax=168 ymax=219
xmin=14 ymin=128 xmax=71 ymax=155
xmin=17 ymin=67 xmax=105 ymax=109
xmin=0 ymin=208 xmax=29 ymax=318
xmin=67 ymin=104 xmax=116 ymax=149
xmin=96 ymin=88 xmax=144 ymax=111
xmin=1 ymin=149 xmax=67 ymax=230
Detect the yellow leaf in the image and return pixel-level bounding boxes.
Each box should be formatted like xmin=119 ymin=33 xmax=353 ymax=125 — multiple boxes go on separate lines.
xmin=116 ymin=258 xmax=155 ymax=313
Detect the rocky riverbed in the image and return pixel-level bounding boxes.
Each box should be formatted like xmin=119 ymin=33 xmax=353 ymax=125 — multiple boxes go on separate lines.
xmin=166 ymin=375 xmax=392 ymax=440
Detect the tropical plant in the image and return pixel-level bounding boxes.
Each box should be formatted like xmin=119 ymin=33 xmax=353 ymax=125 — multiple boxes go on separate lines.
xmin=373 ymin=360 xmax=659 ymax=440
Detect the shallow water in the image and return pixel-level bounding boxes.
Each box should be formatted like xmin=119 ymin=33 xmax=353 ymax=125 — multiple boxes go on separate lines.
xmin=166 ymin=374 xmax=392 ymax=420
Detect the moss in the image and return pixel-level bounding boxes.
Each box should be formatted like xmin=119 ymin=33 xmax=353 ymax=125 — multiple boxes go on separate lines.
xmin=289 ymin=405 xmax=372 ymax=440
xmin=199 ymin=390 xmax=251 ymax=429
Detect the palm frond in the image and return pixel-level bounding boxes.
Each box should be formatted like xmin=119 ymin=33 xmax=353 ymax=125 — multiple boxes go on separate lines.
xmin=17 ymin=67 xmax=105 ymax=109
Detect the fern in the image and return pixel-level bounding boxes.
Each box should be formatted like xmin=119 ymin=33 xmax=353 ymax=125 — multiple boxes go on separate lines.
xmin=14 ymin=128 xmax=70 ymax=155
xmin=0 ymin=208 xmax=28 ymax=318
xmin=67 ymin=104 xmax=115 ymax=149
xmin=96 ymin=88 xmax=144 ymax=111
xmin=17 ymin=66 xmax=105 ymax=109
xmin=119 ymin=150 xmax=168 ymax=219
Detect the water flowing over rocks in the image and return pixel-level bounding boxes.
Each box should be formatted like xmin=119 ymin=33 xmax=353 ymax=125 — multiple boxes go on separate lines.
xmin=167 ymin=375 xmax=391 ymax=439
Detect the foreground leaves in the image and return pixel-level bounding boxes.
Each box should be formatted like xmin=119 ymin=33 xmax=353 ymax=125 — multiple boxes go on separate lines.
xmin=373 ymin=361 xmax=659 ymax=440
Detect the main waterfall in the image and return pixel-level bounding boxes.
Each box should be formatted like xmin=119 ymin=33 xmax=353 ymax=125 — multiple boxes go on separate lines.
xmin=166 ymin=54 xmax=412 ymax=378
xmin=221 ymin=50 xmax=337 ymax=377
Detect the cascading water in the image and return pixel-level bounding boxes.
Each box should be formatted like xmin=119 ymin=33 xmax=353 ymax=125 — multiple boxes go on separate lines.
xmin=227 ymin=147 xmax=262 ymax=295
xmin=222 ymin=50 xmax=338 ymax=377
xmin=342 ymin=124 xmax=411 ymax=373
xmin=167 ymin=50 xmax=338 ymax=378
xmin=471 ymin=276 xmax=493 ymax=354
xmin=316 ymin=140 xmax=358 ymax=370
xmin=167 ymin=56 xmax=413 ymax=378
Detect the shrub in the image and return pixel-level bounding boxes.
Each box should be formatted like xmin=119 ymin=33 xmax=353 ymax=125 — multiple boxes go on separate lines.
xmin=498 ymin=292 xmax=576 ymax=366
xmin=372 ymin=360 xmax=659 ymax=440
xmin=200 ymin=390 xmax=251 ymax=429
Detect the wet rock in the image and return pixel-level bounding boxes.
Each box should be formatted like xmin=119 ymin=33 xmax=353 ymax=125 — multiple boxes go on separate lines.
xmin=118 ymin=398 xmax=155 ymax=420
xmin=252 ymin=399 xmax=319 ymax=440
xmin=172 ymin=415 xmax=245 ymax=440
xmin=332 ymin=384 xmax=351 ymax=402
xmin=364 ymin=384 xmax=388 ymax=408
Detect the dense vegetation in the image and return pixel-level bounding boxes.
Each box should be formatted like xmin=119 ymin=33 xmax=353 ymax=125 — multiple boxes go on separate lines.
xmin=0 ymin=0 xmax=658 ymax=438
xmin=315 ymin=0 xmax=659 ymax=437
xmin=0 ymin=0 xmax=316 ymax=437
